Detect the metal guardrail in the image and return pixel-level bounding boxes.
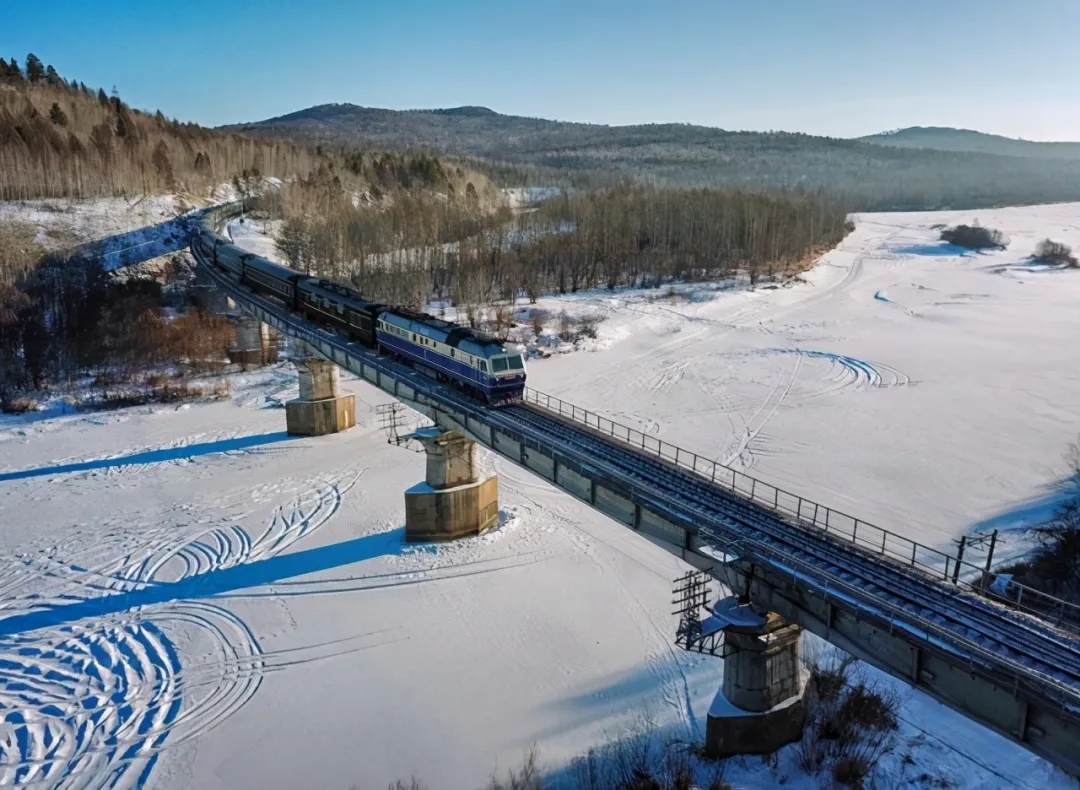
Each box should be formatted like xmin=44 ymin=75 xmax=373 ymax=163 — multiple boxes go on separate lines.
xmin=196 ymin=255 xmax=1080 ymax=776
xmin=197 ymin=200 xmax=1080 ymax=635
xmin=522 ymin=389 xmax=1080 ymax=633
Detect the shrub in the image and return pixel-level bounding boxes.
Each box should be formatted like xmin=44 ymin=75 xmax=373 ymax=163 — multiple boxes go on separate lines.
xmin=797 ymin=652 xmax=900 ymax=787
xmin=491 ymin=305 xmax=514 ymax=341
xmin=1 ymin=397 xmax=41 ymax=414
xmin=998 ymin=446 xmax=1080 ymax=605
xmin=1033 ymin=239 xmax=1078 ymax=267
xmin=940 ymin=224 xmax=1004 ymax=250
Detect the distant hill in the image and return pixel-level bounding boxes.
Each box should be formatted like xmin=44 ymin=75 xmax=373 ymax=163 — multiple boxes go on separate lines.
xmin=859 ymin=127 xmax=1080 ymax=161
xmin=227 ymin=104 xmax=1080 ymax=211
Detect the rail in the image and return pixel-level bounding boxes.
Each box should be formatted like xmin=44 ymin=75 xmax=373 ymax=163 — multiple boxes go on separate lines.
xmin=194 ymin=213 xmax=1080 ymax=774
xmin=522 ymin=388 xmax=1080 ymax=634
xmin=198 ymin=200 xmax=1080 ymax=635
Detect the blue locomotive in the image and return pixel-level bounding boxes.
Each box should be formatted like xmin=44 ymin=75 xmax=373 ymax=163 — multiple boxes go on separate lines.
xmin=191 ymin=215 xmax=527 ymax=405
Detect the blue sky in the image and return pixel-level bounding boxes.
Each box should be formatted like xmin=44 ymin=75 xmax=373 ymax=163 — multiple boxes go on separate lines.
xmin=4 ymin=0 xmax=1078 ymax=139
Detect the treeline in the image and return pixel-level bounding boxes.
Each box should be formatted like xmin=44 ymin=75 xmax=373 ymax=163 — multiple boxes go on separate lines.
xmin=262 ymin=162 xmax=509 ymax=289
xmin=0 ymin=53 xmax=321 ymax=200
xmin=515 ymin=186 xmax=849 ymax=293
xmin=267 ymin=184 xmax=848 ymax=318
xmin=0 ymin=218 xmax=231 ymax=408
xmin=233 ymin=103 xmax=1080 ymax=212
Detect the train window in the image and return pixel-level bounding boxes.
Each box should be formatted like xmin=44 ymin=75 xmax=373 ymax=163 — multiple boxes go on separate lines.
xmin=479 ymin=361 xmax=487 ymax=372
xmin=507 ymin=355 xmax=524 ymax=370
xmin=450 ymin=349 xmax=455 ymax=358
xmin=493 ymin=357 xmax=508 ymax=372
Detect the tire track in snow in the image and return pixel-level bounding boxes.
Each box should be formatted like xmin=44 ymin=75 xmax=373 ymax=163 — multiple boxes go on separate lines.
xmin=762 ymin=349 xmax=909 ymax=395
xmin=0 ymin=606 xmax=402 ymax=789
xmin=721 ymin=350 xmax=802 ymax=470
xmin=0 ymin=470 xmax=363 ymax=788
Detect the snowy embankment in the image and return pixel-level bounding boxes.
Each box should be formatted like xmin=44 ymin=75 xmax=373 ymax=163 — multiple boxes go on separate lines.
xmin=0 ymin=179 xmax=279 ymax=272
xmin=0 ymin=203 xmax=1077 ymax=788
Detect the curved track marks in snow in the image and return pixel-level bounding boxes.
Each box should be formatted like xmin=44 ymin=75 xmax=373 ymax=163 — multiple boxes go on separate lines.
xmin=118 ymin=470 xmax=360 ymax=587
xmin=761 ymin=348 xmax=909 ymax=394
xmin=0 ymin=470 xmax=362 ymax=788
xmin=0 ymin=605 xmax=258 ymax=790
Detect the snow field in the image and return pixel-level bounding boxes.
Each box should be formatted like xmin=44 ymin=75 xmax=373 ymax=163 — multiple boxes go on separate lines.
xmin=1 ymin=202 xmax=1079 ymax=787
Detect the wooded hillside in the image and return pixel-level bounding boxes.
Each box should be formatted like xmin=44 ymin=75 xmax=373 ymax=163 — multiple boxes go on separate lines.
xmin=0 ymin=54 xmax=320 ymax=200
xmin=859 ymin=127 xmax=1080 ymax=161
xmin=230 ymin=104 xmax=1080 ymax=211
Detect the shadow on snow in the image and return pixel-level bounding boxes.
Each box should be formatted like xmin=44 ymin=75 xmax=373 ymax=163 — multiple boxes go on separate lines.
xmin=969 ymin=473 xmax=1080 ymax=535
xmin=889 ymin=242 xmax=973 ymax=257
xmin=0 ymin=432 xmax=294 ymax=482
xmin=70 ymin=213 xmax=199 ymax=272
xmin=0 ymin=528 xmax=407 ymax=637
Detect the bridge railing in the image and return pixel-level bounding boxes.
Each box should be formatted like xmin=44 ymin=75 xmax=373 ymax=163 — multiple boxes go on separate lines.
xmin=522 ymin=388 xmax=1080 ymax=633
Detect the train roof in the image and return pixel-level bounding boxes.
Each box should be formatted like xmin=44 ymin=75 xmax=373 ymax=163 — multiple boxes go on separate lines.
xmin=243 ymin=254 xmax=301 ymax=282
xmin=383 ymin=309 xmax=509 ymax=354
xmin=302 ymin=278 xmax=385 ymax=312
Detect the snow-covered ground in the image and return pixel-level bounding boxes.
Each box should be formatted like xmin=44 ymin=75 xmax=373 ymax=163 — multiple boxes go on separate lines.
xmin=516 ymin=204 xmax=1080 ymax=564
xmin=503 ymin=186 xmax=561 ymax=212
xmin=0 ymin=195 xmax=197 ymax=250
xmin=1 ymin=203 xmax=1079 ymax=788
xmin=0 ymin=180 xmax=279 ymax=269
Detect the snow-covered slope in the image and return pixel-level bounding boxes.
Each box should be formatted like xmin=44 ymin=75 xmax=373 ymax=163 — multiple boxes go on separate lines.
xmin=1 ymin=203 xmax=1078 ymax=788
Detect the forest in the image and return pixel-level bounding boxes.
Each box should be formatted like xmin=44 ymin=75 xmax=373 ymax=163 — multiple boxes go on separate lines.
xmin=0 ymin=55 xmax=507 ymax=407
xmin=0 ymin=55 xmax=320 ymax=200
xmin=232 ymin=103 xmax=1080 ymax=211
xmin=263 ymin=179 xmax=849 ymax=326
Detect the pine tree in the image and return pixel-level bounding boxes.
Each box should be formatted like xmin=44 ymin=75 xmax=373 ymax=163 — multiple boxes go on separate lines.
xmin=97 ymin=87 xmax=109 ymax=106
xmin=45 ymin=64 xmax=62 ymax=87
xmin=9 ymin=57 xmax=24 ymax=82
xmin=24 ymin=53 xmax=44 ymax=82
xmin=49 ymin=102 xmax=68 ymax=126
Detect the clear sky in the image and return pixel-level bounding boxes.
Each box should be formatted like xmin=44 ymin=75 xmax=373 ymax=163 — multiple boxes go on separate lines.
xmin=4 ymin=0 xmax=1079 ymax=139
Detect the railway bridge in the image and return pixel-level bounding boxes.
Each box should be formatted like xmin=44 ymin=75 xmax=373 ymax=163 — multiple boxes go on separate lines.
xmin=193 ymin=206 xmax=1080 ymax=777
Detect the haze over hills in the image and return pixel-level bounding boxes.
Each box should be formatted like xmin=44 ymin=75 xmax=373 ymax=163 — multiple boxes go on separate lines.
xmin=227 ymin=104 xmax=1080 ymax=211
xmin=859 ymin=127 xmax=1080 ymax=161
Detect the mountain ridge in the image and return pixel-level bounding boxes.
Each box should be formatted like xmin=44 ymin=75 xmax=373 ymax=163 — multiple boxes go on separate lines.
xmin=224 ymin=104 xmax=1080 ymax=211
xmin=859 ymin=126 xmax=1080 ymax=161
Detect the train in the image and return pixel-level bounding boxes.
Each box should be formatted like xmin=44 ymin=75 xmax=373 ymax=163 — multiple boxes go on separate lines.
xmin=191 ymin=209 xmax=527 ymax=405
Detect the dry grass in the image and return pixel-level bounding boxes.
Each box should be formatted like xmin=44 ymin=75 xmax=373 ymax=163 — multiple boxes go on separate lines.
xmin=796 ymin=653 xmax=901 ymax=788
xmin=0 ymin=397 xmax=41 ymax=414
xmin=83 ymin=379 xmax=231 ymax=411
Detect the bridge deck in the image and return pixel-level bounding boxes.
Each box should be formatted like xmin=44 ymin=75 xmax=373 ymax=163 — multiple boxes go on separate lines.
xmin=192 ymin=212 xmax=1080 ymax=776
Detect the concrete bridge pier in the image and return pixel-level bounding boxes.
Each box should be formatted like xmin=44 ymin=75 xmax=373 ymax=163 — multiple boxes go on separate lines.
xmin=404 ymin=428 xmax=498 ymax=542
xmin=706 ymin=609 xmax=809 ymax=757
xmin=229 ymin=314 xmax=278 ymax=366
xmin=285 ymin=341 xmax=355 ymax=436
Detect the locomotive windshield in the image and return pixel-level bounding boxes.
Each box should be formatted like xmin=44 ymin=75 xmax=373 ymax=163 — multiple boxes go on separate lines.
xmin=492 ymin=355 xmax=524 ymax=373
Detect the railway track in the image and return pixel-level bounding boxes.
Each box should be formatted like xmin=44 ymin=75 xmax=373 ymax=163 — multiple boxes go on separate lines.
xmin=193 ymin=208 xmax=1080 ymax=773
xmin=199 ymin=245 xmax=1080 ymax=709
xmin=500 ymin=404 xmax=1080 ymax=705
